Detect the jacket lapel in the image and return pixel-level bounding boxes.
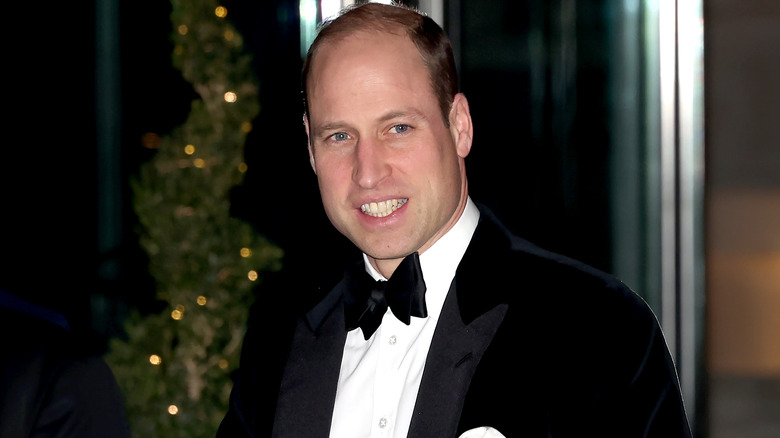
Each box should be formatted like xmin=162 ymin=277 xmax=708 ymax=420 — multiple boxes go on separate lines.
xmin=408 ymin=279 xmax=507 ymax=438
xmin=407 ymin=206 xmax=513 ymax=437
xmin=272 ymin=283 xmax=348 ymax=438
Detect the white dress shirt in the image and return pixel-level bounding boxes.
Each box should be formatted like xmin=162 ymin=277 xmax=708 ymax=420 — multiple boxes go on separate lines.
xmin=329 ymin=197 xmax=480 ymax=438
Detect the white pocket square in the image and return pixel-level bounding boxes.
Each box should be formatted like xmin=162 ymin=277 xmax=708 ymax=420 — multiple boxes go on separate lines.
xmin=458 ymin=426 xmax=506 ymax=438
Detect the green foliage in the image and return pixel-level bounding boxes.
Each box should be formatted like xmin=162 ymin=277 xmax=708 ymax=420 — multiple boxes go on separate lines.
xmin=104 ymin=1 xmax=282 ymax=437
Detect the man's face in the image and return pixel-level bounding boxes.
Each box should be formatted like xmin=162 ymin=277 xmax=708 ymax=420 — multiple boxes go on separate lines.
xmin=305 ymin=30 xmax=472 ymax=268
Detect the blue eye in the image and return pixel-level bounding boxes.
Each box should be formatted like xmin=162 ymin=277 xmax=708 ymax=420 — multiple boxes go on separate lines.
xmin=331 ymin=132 xmax=350 ymax=142
xmin=391 ymin=124 xmax=410 ymax=134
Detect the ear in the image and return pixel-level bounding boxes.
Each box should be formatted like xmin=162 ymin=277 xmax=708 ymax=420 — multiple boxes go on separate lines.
xmin=448 ymin=93 xmax=473 ymax=158
xmin=303 ymin=114 xmax=316 ymax=174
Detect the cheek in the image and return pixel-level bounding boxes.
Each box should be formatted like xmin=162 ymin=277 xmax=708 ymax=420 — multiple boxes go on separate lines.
xmin=315 ymin=160 xmax=351 ymax=199
xmin=316 ymin=157 xmax=344 ymax=181
xmin=417 ymin=146 xmax=459 ymax=182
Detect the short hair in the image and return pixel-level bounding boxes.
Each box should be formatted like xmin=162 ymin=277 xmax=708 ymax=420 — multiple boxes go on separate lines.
xmin=301 ymin=1 xmax=459 ymax=126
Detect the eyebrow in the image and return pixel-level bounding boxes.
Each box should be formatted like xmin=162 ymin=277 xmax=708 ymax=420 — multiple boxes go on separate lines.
xmin=313 ymin=121 xmax=348 ymax=134
xmin=312 ymin=108 xmax=428 ymax=135
xmin=379 ymin=109 xmax=427 ymax=123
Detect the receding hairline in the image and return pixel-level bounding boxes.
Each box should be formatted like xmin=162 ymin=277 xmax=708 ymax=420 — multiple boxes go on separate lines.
xmin=307 ymin=18 xmax=415 ymax=68
xmin=307 ymin=26 xmax=419 ymax=72
xmin=304 ymin=25 xmax=430 ymax=111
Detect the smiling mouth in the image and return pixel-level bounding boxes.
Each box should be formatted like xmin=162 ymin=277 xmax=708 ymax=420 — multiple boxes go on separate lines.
xmin=360 ymin=198 xmax=408 ymax=217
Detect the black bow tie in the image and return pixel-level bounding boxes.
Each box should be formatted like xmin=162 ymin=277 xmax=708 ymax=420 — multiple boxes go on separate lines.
xmin=343 ymin=252 xmax=428 ymax=340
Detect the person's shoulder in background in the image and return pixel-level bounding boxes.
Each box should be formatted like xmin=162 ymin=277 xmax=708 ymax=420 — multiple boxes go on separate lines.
xmin=0 ymin=288 xmax=131 ymax=438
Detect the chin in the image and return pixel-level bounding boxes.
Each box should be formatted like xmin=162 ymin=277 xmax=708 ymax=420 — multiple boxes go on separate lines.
xmin=349 ymin=228 xmax=423 ymax=259
xmin=363 ymin=243 xmax=419 ymax=261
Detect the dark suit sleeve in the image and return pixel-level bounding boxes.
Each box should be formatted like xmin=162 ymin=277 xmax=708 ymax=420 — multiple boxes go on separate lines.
xmin=531 ymin=251 xmax=693 ymax=437
xmin=579 ymin=284 xmax=693 ymax=437
xmin=0 ymin=298 xmax=131 ymax=438
xmin=625 ymin=322 xmax=692 ymax=436
xmin=30 ymin=355 xmax=132 ymax=438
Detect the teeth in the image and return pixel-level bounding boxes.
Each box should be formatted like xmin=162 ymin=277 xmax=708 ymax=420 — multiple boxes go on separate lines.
xmin=360 ymin=198 xmax=407 ymax=217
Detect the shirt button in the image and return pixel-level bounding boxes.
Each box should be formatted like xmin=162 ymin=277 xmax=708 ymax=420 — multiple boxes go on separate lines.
xmin=388 ymin=335 xmax=397 ymax=345
xmin=379 ymin=417 xmax=388 ymax=428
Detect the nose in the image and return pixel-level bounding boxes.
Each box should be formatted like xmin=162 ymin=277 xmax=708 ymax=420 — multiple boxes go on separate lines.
xmin=352 ymin=138 xmax=390 ymax=189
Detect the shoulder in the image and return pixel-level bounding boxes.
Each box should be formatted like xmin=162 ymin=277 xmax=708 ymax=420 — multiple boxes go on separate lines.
xmin=510 ymin=235 xmax=651 ymax=322
xmin=0 ymin=296 xmax=131 ymax=438
xmin=462 ymin=204 xmax=656 ymax=329
xmin=467 ymin=206 xmax=669 ymax=376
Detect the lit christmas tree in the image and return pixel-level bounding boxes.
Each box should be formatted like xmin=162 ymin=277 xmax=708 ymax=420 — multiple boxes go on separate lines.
xmin=104 ymin=1 xmax=282 ymax=437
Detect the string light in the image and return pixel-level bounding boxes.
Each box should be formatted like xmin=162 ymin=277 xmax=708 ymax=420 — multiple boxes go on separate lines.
xmin=247 ymin=270 xmax=258 ymax=281
xmin=168 ymin=405 xmax=179 ymax=415
xmin=171 ymin=304 xmax=185 ymax=320
xmin=240 ymin=247 xmax=252 ymax=258
xmin=193 ymin=158 xmax=206 ymax=168
xmin=218 ymin=359 xmax=229 ymax=369
xmin=149 ymin=354 xmax=162 ymax=365
xmin=238 ymin=162 xmax=248 ymax=173
xmin=177 ymin=24 xmax=188 ymax=35
xmin=224 ymin=91 xmax=237 ymax=103
xmin=197 ymin=296 xmax=207 ymax=306
xmin=184 ymin=144 xmax=195 ymax=155
xmin=240 ymin=121 xmax=252 ymax=133
xmin=215 ymin=6 xmax=227 ymax=18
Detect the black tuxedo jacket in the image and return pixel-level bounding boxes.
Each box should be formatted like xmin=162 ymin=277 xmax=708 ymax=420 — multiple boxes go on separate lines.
xmin=218 ymin=205 xmax=692 ymax=437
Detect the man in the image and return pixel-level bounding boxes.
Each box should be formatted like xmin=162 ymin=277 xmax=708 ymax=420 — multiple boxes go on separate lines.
xmin=218 ymin=2 xmax=692 ymax=437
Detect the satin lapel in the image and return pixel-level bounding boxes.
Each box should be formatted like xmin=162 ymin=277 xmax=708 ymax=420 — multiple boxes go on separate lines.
xmin=407 ymin=204 xmax=515 ymax=437
xmin=272 ymin=289 xmax=347 ymax=438
xmin=407 ymin=279 xmax=508 ymax=438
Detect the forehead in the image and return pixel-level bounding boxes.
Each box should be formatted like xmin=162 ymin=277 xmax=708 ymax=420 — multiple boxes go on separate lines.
xmin=307 ymin=30 xmax=432 ymax=108
xmin=312 ymin=29 xmax=421 ymax=74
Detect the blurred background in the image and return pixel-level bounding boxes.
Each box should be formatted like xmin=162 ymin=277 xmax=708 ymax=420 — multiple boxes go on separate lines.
xmin=1 ymin=0 xmax=777 ymax=437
